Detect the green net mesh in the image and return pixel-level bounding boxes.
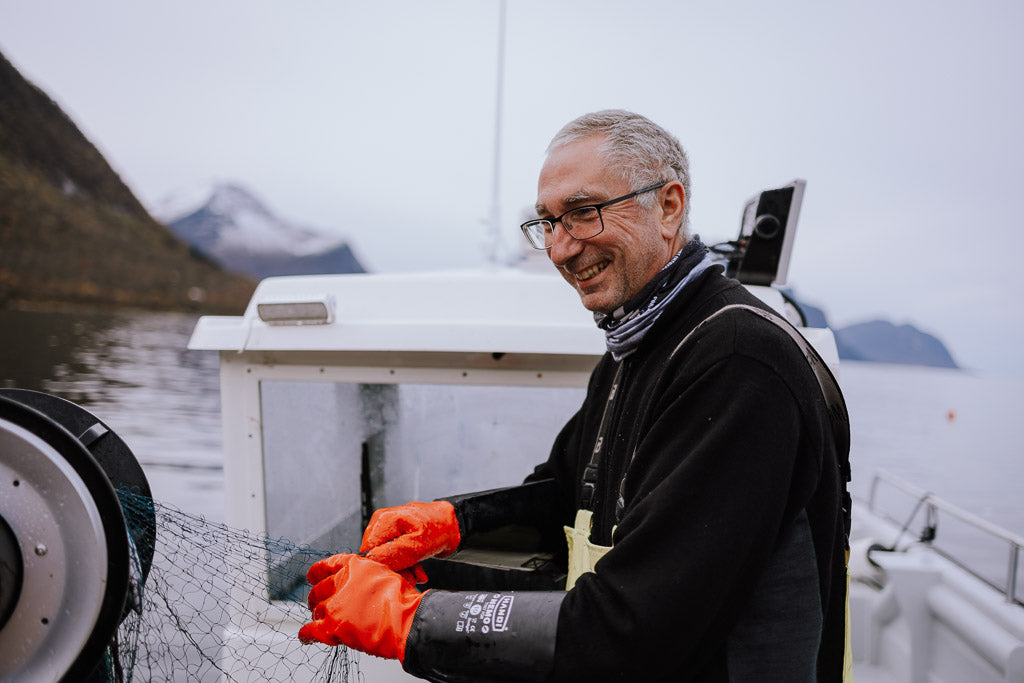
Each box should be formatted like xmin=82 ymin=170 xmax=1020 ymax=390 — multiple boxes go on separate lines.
xmin=99 ymin=488 xmax=361 ymax=683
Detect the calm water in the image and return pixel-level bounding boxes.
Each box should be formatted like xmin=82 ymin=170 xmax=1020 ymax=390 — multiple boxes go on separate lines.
xmin=1 ymin=308 xmax=1021 ymax=587
xmin=0 ymin=308 xmax=225 ymax=518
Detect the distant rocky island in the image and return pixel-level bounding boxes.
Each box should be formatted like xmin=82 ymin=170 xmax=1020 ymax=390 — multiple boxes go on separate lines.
xmin=789 ymin=295 xmax=958 ymax=369
xmin=834 ymin=320 xmax=958 ymax=368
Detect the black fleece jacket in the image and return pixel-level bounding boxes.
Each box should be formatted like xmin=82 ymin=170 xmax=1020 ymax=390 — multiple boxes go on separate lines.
xmin=448 ymin=265 xmax=848 ymax=682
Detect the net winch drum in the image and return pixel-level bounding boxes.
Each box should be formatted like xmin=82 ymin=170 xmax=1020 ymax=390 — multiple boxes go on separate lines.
xmin=0 ymin=389 xmax=154 ymax=682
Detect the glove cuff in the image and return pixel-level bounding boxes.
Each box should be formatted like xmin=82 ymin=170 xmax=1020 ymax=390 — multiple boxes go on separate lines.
xmin=434 ymin=500 xmax=462 ymax=555
xmin=403 ymin=589 xmax=563 ymax=682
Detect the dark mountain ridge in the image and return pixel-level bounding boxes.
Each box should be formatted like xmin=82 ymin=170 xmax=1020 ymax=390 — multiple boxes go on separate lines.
xmin=0 ymin=50 xmax=254 ymax=313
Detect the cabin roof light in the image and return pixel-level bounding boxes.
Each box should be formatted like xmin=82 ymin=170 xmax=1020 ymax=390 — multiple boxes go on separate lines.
xmin=256 ymin=296 xmax=334 ymax=326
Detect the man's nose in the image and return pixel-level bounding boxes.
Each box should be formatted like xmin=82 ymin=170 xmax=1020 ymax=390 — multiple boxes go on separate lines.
xmin=548 ymin=223 xmax=584 ymax=266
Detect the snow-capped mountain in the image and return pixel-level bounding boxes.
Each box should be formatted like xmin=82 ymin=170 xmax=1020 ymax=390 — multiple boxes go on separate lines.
xmin=157 ymin=183 xmax=366 ymax=279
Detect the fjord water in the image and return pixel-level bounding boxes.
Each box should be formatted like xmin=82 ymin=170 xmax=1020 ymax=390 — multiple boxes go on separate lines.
xmin=0 ymin=308 xmax=225 ymax=518
xmin=1 ymin=308 xmax=1021 ymax=591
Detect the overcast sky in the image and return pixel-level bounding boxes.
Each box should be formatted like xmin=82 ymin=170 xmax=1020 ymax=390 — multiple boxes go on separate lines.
xmin=2 ymin=1 xmax=1022 ymax=376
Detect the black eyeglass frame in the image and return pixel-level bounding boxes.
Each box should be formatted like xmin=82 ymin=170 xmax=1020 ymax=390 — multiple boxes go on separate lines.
xmin=520 ymin=181 xmax=668 ymax=250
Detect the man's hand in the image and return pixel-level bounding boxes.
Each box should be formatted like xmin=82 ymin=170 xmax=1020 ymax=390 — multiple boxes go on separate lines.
xmin=359 ymin=500 xmax=461 ymax=571
xmin=299 ymin=554 xmax=424 ymax=660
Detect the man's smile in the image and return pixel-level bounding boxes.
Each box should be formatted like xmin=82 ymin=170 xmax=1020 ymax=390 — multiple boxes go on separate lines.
xmin=573 ymin=260 xmax=610 ymax=282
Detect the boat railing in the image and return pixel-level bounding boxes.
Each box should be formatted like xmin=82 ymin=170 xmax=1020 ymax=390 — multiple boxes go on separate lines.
xmin=867 ymin=470 xmax=1023 ymax=605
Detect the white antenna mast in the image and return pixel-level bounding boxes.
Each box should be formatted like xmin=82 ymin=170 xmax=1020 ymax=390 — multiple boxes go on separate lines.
xmin=486 ymin=0 xmax=507 ymax=264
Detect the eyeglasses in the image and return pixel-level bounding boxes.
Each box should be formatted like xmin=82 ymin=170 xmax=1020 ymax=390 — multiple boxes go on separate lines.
xmin=520 ymin=181 xmax=667 ymax=250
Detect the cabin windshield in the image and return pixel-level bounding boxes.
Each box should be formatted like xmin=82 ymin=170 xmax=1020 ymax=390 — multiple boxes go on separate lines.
xmin=260 ymin=379 xmax=585 ymax=600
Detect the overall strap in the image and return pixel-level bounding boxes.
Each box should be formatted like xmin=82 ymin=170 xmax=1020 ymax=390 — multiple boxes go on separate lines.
xmin=670 ymin=303 xmax=852 ymax=539
xmin=579 ymin=362 xmax=625 ymax=512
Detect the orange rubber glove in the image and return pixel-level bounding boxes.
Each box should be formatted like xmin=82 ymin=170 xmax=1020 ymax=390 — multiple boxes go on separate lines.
xmin=298 ymin=553 xmax=424 ymax=660
xmin=359 ymin=500 xmax=461 ymax=572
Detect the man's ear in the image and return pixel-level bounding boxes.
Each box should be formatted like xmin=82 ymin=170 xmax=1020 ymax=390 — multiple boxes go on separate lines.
xmin=659 ymin=182 xmax=685 ymax=239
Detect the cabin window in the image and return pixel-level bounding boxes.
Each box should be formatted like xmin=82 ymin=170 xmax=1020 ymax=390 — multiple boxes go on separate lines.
xmin=259 ymin=380 xmax=584 ymax=600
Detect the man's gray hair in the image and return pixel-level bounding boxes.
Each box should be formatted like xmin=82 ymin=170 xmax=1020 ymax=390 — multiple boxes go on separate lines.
xmin=547 ymin=109 xmax=691 ymax=236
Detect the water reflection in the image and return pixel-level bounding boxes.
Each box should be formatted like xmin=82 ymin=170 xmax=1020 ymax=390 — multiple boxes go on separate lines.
xmin=1 ymin=308 xmax=116 ymax=396
xmin=0 ymin=308 xmax=224 ymax=518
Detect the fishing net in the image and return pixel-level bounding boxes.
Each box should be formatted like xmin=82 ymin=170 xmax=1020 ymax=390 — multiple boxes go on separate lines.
xmin=95 ymin=487 xmax=362 ymax=683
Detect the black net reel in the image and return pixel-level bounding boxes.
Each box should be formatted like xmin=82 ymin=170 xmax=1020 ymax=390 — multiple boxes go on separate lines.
xmin=0 ymin=389 xmax=155 ymax=682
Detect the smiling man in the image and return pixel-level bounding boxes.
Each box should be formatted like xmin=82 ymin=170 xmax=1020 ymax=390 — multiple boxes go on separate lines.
xmin=300 ymin=110 xmax=850 ymax=682
xmin=533 ymin=123 xmax=689 ymax=315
